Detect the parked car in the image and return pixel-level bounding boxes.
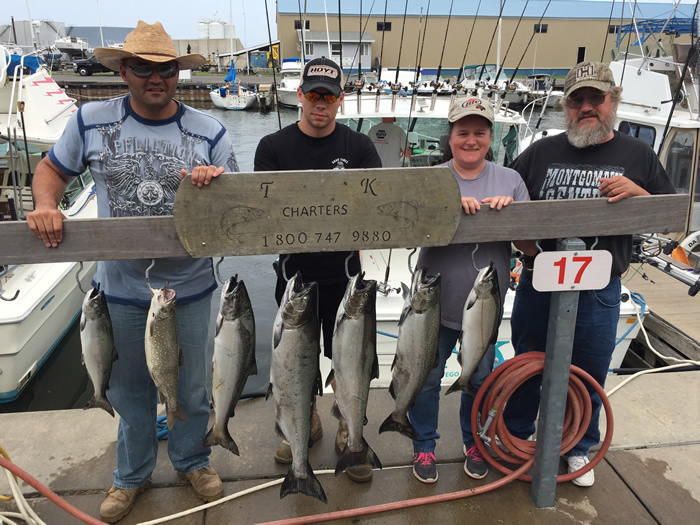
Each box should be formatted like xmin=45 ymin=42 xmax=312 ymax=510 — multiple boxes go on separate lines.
xmin=72 ymin=55 xmax=115 ymax=76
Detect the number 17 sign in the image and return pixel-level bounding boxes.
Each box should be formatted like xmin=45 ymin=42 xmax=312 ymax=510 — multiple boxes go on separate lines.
xmin=532 ymin=250 xmax=613 ymax=292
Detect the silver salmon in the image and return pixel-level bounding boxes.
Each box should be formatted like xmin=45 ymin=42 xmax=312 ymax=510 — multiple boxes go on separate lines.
xmin=204 ymin=276 xmax=257 ymax=455
xmin=267 ymin=272 xmax=326 ymax=503
xmin=327 ymin=273 xmax=382 ymax=476
xmin=80 ymin=284 xmax=117 ymax=417
xmin=445 ymin=262 xmax=501 ymax=396
xmin=145 ymin=284 xmax=186 ymax=430
xmin=379 ymin=267 xmax=441 ymax=440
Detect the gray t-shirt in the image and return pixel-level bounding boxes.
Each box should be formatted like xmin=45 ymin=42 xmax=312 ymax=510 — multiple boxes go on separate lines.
xmin=417 ymin=159 xmax=530 ymax=330
xmin=49 ymin=96 xmax=239 ymax=306
xmin=368 ymin=122 xmax=407 ymax=168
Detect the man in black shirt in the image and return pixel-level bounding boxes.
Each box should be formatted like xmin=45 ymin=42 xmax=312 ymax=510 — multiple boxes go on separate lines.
xmin=503 ymin=61 xmax=676 ymax=487
xmin=254 ymin=57 xmax=381 ymax=482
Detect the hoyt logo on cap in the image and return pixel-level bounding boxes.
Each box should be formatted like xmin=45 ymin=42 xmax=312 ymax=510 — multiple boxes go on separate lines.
xmin=301 ymin=57 xmax=343 ymax=97
xmin=306 ymin=65 xmax=338 ymax=79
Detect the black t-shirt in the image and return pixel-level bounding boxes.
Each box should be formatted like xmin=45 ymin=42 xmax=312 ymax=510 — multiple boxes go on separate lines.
xmin=254 ymin=122 xmax=382 ymax=283
xmin=511 ymin=131 xmax=676 ymax=276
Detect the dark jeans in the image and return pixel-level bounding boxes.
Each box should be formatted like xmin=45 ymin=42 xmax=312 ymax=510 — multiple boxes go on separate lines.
xmin=503 ymin=271 xmax=621 ymax=456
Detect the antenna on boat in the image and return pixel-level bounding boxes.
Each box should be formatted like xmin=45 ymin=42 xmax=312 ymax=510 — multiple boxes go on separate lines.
xmin=479 ymin=0 xmax=508 ymax=82
xmin=0 ymin=266 xmax=19 ymax=301
xmin=263 ymin=0 xmax=282 ymax=130
xmin=457 ymin=0 xmax=482 ymax=89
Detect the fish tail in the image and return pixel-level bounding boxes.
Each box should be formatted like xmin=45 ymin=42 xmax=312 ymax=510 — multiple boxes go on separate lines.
xmin=445 ymin=377 xmax=476 ymax=396
xmin=203 ymin=426 xmax=240 ymax=456
xmin=280 ymin=462 xmax=327 ymax=504
xmin=166 ymin=404 xmax=187 ymax=430
xmin=378 ymin=411 xmax=417 ymax=440
xmin=335 ymin=438 xmax=382 ymax=476
xmin=83 ymin=396 xmax=115 ymax=417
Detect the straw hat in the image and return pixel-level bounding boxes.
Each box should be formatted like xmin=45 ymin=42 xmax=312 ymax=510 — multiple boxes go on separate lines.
xmin=94 ymin=21 xmax=206 ymax=71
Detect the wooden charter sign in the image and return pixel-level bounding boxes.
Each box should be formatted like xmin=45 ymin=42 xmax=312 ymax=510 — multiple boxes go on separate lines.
xmin=173 ymin=167 xmax=462 ymax=257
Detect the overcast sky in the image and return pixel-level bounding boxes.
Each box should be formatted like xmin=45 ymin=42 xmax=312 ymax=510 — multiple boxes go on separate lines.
xmin=4 ymin=1 xmax=696 ymax=48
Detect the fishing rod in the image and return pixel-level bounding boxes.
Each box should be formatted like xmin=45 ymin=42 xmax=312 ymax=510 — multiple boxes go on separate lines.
xmin=358 ymin=0 xmax=362 ymax=82
xmin=656 ymin=0 xmax=699 ymax=157
xmin=394 ymin=0 xmax=410 ymax=88
xmin=415 ymin=1 xmax=431 ymax=87
xmin=264 ymin=0 xmax=282 ymax=129
xmin=508 ymin=0 xmax=552 ymax=85
xmin=494 ymin=0 xmax=529 ymax=82
xmin=601 ymin=0 xmax=617 ymax=62
xmin=338 ymin=0 xmax=344 ymax=79
xmin=297 ymin=0 xmax=306 ymax=63
xmin=433 ymin=0 xmax=453 ymax=95
xmin=377 ymin=0 xmax=388 ymax=84
xmin=479 ymin=0 xmax=508 ymax=82
xmin=457 ymin=0 xmax=482 ymax=86
xmin=345 ymin=0 xmax=377 ymax=86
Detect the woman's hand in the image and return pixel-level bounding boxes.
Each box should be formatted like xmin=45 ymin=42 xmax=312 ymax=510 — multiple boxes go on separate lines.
xmin=481 ymin=196 xmax=514 ymax=210
xmin=461 ymin=196 xmax=481 ymax=215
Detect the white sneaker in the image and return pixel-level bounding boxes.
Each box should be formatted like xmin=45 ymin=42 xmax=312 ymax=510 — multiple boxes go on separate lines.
xmin=566 ymin=456 xmax=595 ymax=487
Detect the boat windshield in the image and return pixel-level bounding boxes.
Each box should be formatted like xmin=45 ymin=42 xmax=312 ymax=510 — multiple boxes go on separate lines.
xmin=61 ymin=170 xmax=93 ymax=210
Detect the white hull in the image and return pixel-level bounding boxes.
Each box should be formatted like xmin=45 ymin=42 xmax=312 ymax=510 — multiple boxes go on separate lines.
xmin=277 ymin=88 xmax=300 ymax=109
xmin=0 ymin=187 xmax=97 ymax=402
xmin=210 ymin=88 xmax=256 ymax=111
xmin=322 ymin=249 xmax=644 ymax=390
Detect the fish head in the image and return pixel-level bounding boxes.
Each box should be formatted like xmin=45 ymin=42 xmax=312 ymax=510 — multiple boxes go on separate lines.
xmin=150 ymin=284 xmax=177 ymax=319
xmin=82 ymin=285 xmax=108 ymax=320
xmin=281 ymin=272 xmax=318 ymax=329
xmin=219 ymin=274 xmax=252 ymax=320
xmin=343 ymin=272 xmax=377 ymax=318
xmin=410 ymin=267 xmax=441 ymax=313
xmin=473 ymin=262 xmax=500 ymax=299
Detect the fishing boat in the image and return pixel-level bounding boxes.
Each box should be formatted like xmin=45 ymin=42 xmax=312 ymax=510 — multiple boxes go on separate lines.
xmin=210 ymin=63 xmax=256 ymax=111
xmin=54 ymin=36 xmax=91 ymax=59
xmin=524 ymin=74 xmax=564 ymax=108
xmin=0 ymin=45 xmax=97 ymax=403
xmin=458 ymin=64 xmax=531 ymax=108
xmin=276 ymin=58 xmax=303 ymax=109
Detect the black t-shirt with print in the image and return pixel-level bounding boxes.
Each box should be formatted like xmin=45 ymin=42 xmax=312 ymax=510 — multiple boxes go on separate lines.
xmin=254 ymin=122 xmax=382 ymax=283
xmin=511 ymin=131 xmax=676 ymax=277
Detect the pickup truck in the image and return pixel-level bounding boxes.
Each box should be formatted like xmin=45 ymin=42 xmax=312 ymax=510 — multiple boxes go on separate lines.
xmin=72 ymin=55 xmax=116 ymax=76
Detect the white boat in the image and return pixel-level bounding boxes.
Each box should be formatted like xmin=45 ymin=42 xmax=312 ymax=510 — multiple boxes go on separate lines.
xmin=458 ymin=64 xmax=531 ymax=108
xmin=0 ymin=45 xmax=97 ymax=403
xmin=210 ymin=84 xmax=257 ymax=111
xmin=277 ymin=58 xmax=303 ymax=109
xmin=54 ymin=36 xmax=91 ymax=59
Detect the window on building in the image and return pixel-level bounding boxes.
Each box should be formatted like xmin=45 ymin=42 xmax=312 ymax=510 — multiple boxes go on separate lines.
xmin=377 ymin=21 xmax=392 ymax=31
xmin=608 ymin=25 xmax=620 ymax=34
xmin=304 ymin=42 xmax=314 ymax=55
xmin=359 ymin=43 xmax=369 ymax=56
xmin=294 ymin=20 xmax=310 ymax=30
xmin=534 ymin=24 xmax=548 ymax=34
xmin=331 ymin=42 xmax=343 ymax=55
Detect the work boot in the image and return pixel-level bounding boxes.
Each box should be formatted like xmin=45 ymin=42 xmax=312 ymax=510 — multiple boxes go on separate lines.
xmin=335 ymin=417 xmax=373 ymax=482
xmin=178 ymin=465 xmax=223 ymax=502
xmin=335 ymin=417 xmax=349 ymax=455
xmin=274 ymin=400 xmax=323 ymax=464
xmin=99 ymin=480 xmax=151 ymax=523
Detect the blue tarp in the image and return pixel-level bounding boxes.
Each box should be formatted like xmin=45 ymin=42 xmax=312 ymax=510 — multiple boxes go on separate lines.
xmin=225 ymin=61 xmax=236 ymax=83
xmin=5 ymin=55 xmax=44 ymax=75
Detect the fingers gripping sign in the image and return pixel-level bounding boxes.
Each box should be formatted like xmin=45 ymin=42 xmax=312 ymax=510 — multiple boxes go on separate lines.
xmin=599 ymin=175 xmax=649 ymax=203
xmin=181 ymin=165 xmax=226 ymax=188
xmin=27 ymin=208 xmax=67 ymax=248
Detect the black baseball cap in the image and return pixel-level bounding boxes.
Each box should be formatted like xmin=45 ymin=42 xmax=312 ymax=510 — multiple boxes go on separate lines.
xmin=301 ymin=57 xmax=343 ymax=97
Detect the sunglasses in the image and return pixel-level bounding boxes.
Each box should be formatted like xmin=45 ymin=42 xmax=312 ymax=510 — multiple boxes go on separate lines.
xmin=125 ymin=63 xmax=179 ymax=79
xmin=565 ymin=92 xmax=607 ymax=110
xmin=303 ymin=90 xmax=339 ymax=104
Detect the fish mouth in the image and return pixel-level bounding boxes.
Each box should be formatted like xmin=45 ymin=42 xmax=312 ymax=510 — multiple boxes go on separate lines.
xmin=224 ymin=275 xmax=240 ymax=296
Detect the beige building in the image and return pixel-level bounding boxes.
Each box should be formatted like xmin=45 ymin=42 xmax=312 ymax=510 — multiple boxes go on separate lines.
xmin=275 ymin=12 xmax=693 ymax=77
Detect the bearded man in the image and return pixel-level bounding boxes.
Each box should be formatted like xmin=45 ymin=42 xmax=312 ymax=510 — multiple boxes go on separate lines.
xmin=501 ymin=61 xmax=675 ymax=487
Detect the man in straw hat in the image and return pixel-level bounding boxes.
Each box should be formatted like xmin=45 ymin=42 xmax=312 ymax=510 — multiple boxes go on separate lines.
xmin=27 ymin=21 xmax=237 ymax=522
xmin=502 ymin=61 xmax=675 ymax=488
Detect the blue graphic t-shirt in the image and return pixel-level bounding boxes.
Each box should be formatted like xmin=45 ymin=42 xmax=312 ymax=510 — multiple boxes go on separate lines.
xmin=50 ymin=96 xmax=239 ymax=306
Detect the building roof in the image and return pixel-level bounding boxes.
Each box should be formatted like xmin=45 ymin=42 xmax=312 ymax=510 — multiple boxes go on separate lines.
xmin=298 ymin=30 xmax=376 ymax=43
xmin=278 ymin=1 xmax=695 ymax=20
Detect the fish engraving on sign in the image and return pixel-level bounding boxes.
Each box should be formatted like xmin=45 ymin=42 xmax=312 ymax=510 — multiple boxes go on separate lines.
xmin=221 ymin=206 xmax=266 ymax=241
xmin=376 ymin=201 xmax=418 ymax=232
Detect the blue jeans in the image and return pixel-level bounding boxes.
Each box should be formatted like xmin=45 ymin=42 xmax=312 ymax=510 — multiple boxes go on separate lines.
xmin=106 ymin=294 xmax=213 ymax=489
xmin=503 ymin=271 xmax=620 ymax=457
xmin=408 ymin=325 xmax=496 ymax=453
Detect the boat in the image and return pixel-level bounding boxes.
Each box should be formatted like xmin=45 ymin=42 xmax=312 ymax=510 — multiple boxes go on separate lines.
xmin=0 ymin=45 xmax=97 ymax=403
xmin=54 ymin=36 xmax=91 ymax=59
xmin=210 ymin=63 xmax=256 ymax=111
xmin=458 ymin=64 xmax=531 ymax=108
xmin=276 ymin=58 xmax=303 ymax=109
xmin=524 ymin=74 xmax=564 ymax=108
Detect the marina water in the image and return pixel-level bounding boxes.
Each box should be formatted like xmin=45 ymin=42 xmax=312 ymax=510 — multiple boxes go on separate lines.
xmin=0 ymin=103 xmax=566 ymax=413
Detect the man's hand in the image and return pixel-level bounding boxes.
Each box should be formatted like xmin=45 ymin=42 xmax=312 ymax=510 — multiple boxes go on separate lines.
xmin=599 ymin=175 xmax=649 ymax=203
xmin=27 ymin=207 xmax=67 ymax=248
xmin=182 ymin=165 xmax=225 ymax=188
xmin=481 ymin=196 xmax=514 ymax=210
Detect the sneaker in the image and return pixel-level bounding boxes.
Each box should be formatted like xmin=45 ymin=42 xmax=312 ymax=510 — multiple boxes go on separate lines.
xmin=566 ymin=456 xmax=595 ymax=487
xmin=464 ymin=445 xmax=488 ymax=479
xmin=413 ymin=452 xmax=438 ymax=483
xmin=178 ymin=465 xmax=224 ymax=502
xmin=99 ymin=480 xmax=151 ymax=523
xmin=274 ymin=402 xmax=323 ymax=464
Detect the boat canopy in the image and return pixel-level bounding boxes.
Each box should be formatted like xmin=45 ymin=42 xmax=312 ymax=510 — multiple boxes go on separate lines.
xmin=5 ymin=54 xmax=44 ymax=75
xmin=617 ymin=18 xmax=695 ymax=47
